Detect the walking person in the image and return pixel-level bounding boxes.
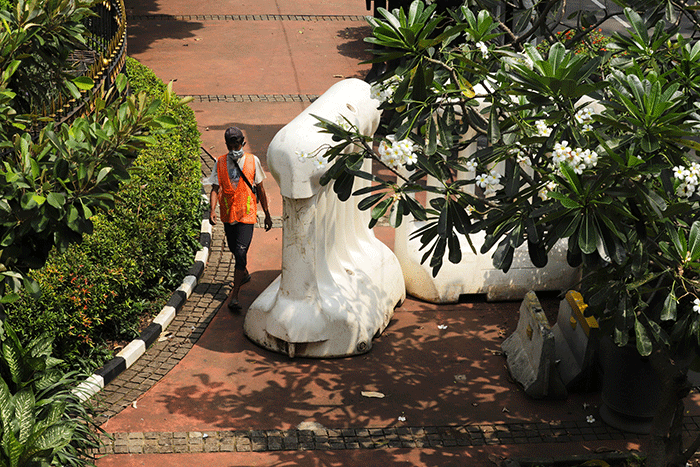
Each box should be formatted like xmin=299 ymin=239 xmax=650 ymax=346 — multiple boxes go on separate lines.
xmin=206 ymin=127 xmax=273 ymax=311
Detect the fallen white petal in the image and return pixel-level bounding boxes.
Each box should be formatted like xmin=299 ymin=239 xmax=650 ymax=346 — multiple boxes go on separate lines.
xmin=361 ymin=391 xmax=386 ymax=399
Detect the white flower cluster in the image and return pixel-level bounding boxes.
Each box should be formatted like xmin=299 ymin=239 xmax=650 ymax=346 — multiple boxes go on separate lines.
xmin=475 ymin=170 xmax=502 ymax=196
xmin=296 ymin=149 xmax=328 ymax=170
xmin=508 ymin=143 xmax=531 ymax=167
xmin=378 ymin=137 xmax=417 ymax=169
xmin=370 ymin=76 xmax=400 ymax=103
xmin=550 ymin=141 xmax=599 ymax=174
xmin=538 ymin=180 xmax=558 ymax=201
xmin=575 ymin=107 xmax=595 ymax=131
xmin=535 ymin=120 xmax=552 ymax=137
xmin=673 ymin=162 xmax=700 ymax=198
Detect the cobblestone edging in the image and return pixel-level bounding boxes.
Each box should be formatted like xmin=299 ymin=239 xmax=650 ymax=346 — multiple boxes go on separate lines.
xmin=97 ymin=417 xmax=700 ymax=454
xmin=189 ymin=94 xmax=320 ymax=103
xmin=128 ymin=14 xmax=367 ymax=22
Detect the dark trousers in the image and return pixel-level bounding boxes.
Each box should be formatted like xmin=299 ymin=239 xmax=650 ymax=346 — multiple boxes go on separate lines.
xmin=224 ymin=222 xmax=254 ymax=271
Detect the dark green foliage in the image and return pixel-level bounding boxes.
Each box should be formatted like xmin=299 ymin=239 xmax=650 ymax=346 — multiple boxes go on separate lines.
xmin=0 ymin=320 xmax=103 ymax=467
xmin=5 ymin=58 xmax=203 ymax=368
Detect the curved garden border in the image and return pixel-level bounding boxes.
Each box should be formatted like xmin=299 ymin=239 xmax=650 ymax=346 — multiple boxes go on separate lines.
xmin=73 ymin=196 xmax=211 ymax=402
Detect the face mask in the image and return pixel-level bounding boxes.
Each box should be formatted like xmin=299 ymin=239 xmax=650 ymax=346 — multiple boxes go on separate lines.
xmin=229 ymin=148 xmax=244 ymax=160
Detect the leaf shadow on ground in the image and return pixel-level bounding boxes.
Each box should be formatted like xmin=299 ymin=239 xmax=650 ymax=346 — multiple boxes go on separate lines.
xmin=157 ymin=294 xmax=599 ymax=435
xmin=336 ymin=25 xmax=374 ymax=64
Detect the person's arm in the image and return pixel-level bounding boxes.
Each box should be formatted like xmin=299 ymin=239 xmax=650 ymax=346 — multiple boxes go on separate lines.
xmin=209 ymin=185 xmax=219 ymax=225
xmin=256 ymin=182 xmax=272 ymax=231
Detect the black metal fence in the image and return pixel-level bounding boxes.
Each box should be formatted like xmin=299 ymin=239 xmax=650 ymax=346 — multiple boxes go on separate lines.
xmin=48 ymin=0 xmax=127 ymax=125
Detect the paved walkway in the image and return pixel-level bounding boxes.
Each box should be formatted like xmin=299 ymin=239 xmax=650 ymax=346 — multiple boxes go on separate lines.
xmin=94 ymin=0 xmax=700 ymax=466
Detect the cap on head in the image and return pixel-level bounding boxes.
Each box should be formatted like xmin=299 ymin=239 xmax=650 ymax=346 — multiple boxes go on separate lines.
xmin=225 ymin=126 xmax=245 ymax=148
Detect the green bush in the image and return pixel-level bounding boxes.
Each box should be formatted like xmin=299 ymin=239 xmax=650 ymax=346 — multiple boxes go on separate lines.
xmin=0 ymin=320 xmax=103 ymax=467
xmin=6 ymin=58 xmax=203 ymax=368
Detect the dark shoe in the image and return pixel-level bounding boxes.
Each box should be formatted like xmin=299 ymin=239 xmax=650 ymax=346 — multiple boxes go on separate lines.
xmin=228 ymin=298 xmax=242 ymax=312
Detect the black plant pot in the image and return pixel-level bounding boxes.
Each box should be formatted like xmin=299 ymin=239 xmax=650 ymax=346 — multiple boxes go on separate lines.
xmin=598 ymin=335 xmax=662 ymax=434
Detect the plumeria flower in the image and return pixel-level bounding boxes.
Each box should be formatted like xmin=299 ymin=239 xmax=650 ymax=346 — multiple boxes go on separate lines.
xmin=535 ymin=120 xmax=552 ymax=137
xmin=296 ymin=150 xmax=311 ymax=161
xmin=673 ymin=166 xmax=688 ymax=180
xmin=538 ymin=180 xmax=558 ymax=201
xmin=370 ymin=75 xmax=401 ymax=103
xmin=693 ymin=298 xmax=700 ymax=314
xmin=398 ymin=415 xmax=406 ymax=422
xmin=335 ymin=115 xmax=353 ymax=131
xmin=575 ymin=107 xmax=595 ymax=131
xmin=586 ymin=415 xmax=595 ymax=424
xmin=378 ymin=137 xmax=417 ymax=169
xmin=476 ymin=41 xmax=489 ymax=58
xmin=465 ymin=160 xmax=478 ymax=172
xmin=313 ymin=157 xmax=328 ymax=169
xmin=475 ymin=173 xmax=489 ymax=189
xmin=582 ymin=149 xmax=598 ymax=168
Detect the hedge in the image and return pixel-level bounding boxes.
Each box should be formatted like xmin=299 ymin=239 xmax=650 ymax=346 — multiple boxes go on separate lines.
xmin=6 ymin=57 xmax=203 ymax=369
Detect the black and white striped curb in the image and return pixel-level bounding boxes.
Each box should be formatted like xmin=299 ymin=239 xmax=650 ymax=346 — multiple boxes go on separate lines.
xmin=73 ymin=196 xmax=213 ymax=402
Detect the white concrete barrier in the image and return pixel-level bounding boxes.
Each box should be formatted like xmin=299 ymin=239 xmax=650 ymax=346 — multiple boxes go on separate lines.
xmin=244 ymin=79 xmax=405 ymax=358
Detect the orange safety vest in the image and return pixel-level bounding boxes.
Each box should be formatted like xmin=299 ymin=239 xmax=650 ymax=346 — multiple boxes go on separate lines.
xmin=216 ymin=153 xmax=257 ymax=224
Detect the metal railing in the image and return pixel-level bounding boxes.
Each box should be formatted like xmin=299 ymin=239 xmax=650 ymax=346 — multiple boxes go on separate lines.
xmin=44 ymin=0 xmax=127 ymax=125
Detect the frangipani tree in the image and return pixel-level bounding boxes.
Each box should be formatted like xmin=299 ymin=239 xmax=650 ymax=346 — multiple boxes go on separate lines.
xmin=311 ymin=2 xmax=700 ymax=465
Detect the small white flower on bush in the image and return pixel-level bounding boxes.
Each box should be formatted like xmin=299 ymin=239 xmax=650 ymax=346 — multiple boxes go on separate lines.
xmin=693 ymin=298 xmax=700 ymax=314
xmin=575 ymin=107 xmax=595 ymax=131
xmin=378 ymin=137 xmax=416 ymax=169
xmin=476 ymin=170 xmax=502 ymax=196
xmin=370 ymin=75 xmax=401 ymax=103
xmin=296 ymin=150 xmax=311 ymax=161
xmin=674 ymin=162 xmax=700 ymax=198
xmin=335 ymin=115 xmax=353 ymax=132
xmin=586 ymin=415 xmax=595 ymax=424
xmin=538 ymin=180 xmax=558 ymax=201
xmin=550 ymin=141 xmax=598 ymax=173
xmin=476 ymin=41 xmax=489 ymax=58
xmin=296 ymin=149 xmax=328 ymax=169
xmin=535 ymin=120 xmax=552 ymax=137
xmin=465 ymin=159 xmax=478 ymax=172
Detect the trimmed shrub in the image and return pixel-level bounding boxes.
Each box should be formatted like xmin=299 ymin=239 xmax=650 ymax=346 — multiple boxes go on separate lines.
xmin=6 ymin=58 xmax=203 ymax=368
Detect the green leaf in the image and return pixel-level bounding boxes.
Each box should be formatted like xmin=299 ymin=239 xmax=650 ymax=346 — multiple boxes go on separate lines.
xmin=426 ymin=117 xmax=437 ymax=156
xmin=3 ymin=428 xmax=23 ymax=467
xmin=46 ymin=192 xmax=65 ymax=209
xmin=688 ymin=221 xmax=700 ymax=261
xmin=358 ymin=193 xmax=384 ymax=211
xmin=154 ymin=116 xmax=178 ymax=128
xmin=371 ymin=197 xmax=392 ymax=220
xmin=528 ymin=240 xmax=548 ymax=268
xmin=492 ymin=239 xmax=515 ymax=272
xmin=635 ymin=317 xmax=653 ymax=356
xmin=447 ymin=233 xmax=462 ymax=264
xmin=72 ymin=76 xmax=94 ymax=91
xmin=13 ymin=389 xmax=34 ymax=444
xmin=578 ymin=213 xmax=597 ymax=255
xmin=661 ymin=290 xmax=677 ymax=321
